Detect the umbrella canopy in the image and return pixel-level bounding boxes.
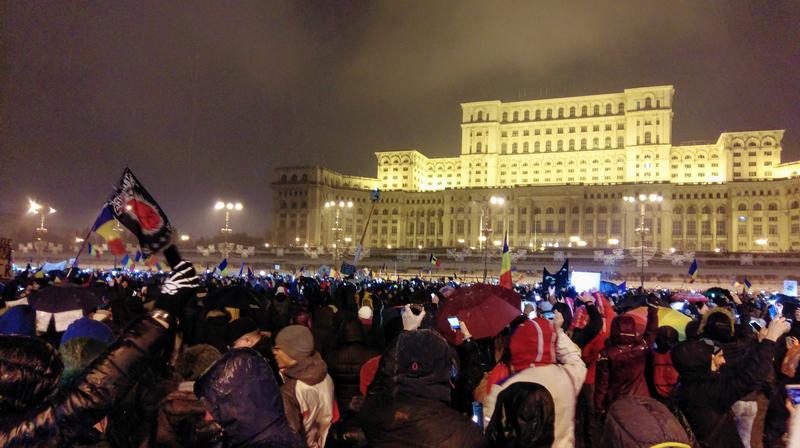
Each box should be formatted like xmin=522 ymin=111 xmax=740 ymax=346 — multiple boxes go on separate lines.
xmin=625 ymin=306 xmax=693 ymax=341
xmin=670 ymin=291 xmax=708 ymax=303
xmin=28 ymin=285 xmax=101 ymax=314
xmin=203 ymin=285 xmax=264 ymax=311
xmin=600 ymin=280 xmax=620 ymax=295
xmin=436 ymin=284 xmax=522 ymax=344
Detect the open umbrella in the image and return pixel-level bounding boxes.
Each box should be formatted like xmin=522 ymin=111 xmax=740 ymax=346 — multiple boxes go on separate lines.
xmin=670 ymin=291 xmax=708 ymax=303
xmin=704 ymin=287 xmax=733 ymax=302
xmin=625 ymin=306 xmax=693 ymax=341
xmin=436 ymin=284 xmax=522 ymax=344
xmin=27 ymin=285 xmax=101 ymax=332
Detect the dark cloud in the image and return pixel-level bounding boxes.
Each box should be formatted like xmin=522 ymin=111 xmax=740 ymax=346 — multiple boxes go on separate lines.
xmin=2 ymin=1 xmax=799 ymax=237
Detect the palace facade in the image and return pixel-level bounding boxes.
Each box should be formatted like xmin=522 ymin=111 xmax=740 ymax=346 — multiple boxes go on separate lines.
xmin=270 ymin=86 xmax=800 ymax=252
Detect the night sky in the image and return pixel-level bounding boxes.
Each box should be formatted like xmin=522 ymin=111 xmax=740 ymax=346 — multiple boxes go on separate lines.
xmin=3 ymin=1 xmax=799 ymax=238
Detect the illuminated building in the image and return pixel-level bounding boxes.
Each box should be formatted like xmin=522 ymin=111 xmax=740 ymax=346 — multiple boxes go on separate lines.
xmin=270 ymin=85 xmax=800 ymax=252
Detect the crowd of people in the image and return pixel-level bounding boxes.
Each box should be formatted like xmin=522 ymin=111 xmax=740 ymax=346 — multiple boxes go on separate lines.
xmin=1 ymin=252 xmax=800 ymax=447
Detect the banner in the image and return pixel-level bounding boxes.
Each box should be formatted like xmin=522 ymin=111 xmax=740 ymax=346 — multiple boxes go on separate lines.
xmin=107 ymin=168 xmax=173 ymax=256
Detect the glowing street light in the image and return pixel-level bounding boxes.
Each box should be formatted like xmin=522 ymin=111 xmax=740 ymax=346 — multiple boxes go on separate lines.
xmin=28 ymin=198 xmax=56 ymax=239
xmin=214 ymin=200 xmax=243 ymax=259
xmin=623 ymin=193 xmax=664 ymax=287
xmin=608 ymin=238 xmax=620 ymax=246
xmin=180 ymin=234 xmax=191 ymax=242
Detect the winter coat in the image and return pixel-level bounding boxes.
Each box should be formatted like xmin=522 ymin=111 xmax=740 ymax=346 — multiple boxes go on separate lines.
xmin=194 ymin=348 xmax=305 ymax=448
xmin=570 ymin=298 xmax=615 ymax=385
xmin=594 ymin=305 xmax=658 ymax=416
xmin=280 ymin=352 xmax=336 ymax=448
xmin=360 ymin=330 xmax=485 ymax=448
xmin=650 ymin=351 xmax=679 ymax=399
xmin=601 ymin=395 xmax=691 ymax=448
xmin=270 ymin=294 xmax=291 ymax=334
xmin=326 ymin=320 xmax=379 ymax=411
xmin=484 ymin=329 xmax=587 ymax=448
xmin=672 ymin=338 xmax=776 ymax=448
xmin=154 ymin=388 xmax=222 ymax=447
xmin=0 ymin=316 xmax=169 ymax=447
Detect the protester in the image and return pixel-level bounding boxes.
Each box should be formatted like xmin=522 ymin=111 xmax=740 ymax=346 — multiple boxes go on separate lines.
xmin=274 ymin=324 xmax=336 ymax=448
xmin=485 ymin=382 xmax=556 ymax=447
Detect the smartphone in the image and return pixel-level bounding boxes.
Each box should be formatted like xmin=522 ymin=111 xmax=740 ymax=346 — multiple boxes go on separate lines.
xmin=447 ymin=316 xmax=460 ymax=330
xmin=471 ymin=401 xmax=484 ymax=428
xmin=749 ymin=321 xmax=762 ymax=332
xmin=787 ymin=385 xmax=800 ymax=406
xmin=542 ymin=311 xmax=555 ymax=320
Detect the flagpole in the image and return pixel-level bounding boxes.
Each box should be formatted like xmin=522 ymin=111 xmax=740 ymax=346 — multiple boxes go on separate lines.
xmin=66 ymin=227 xmax=95 ymax=278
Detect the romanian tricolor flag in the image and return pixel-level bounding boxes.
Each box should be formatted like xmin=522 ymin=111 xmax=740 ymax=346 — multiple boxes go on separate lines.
xmin=499 ymin=232 xmax=512 ymax=289
xmin=87 ymin=243 xmax=100 ymax=257
xmin=429 ymin=254 xmax=440 ymax=267
xmin=688 ymin=259 xmax=699 ymax=283
xmin=120 ymin=254 xmax=133 ymax=270
xmin=218 ymin=258 xmax=228 ymax=275
xmin=92 ymin=206 xmax=126 ymax=255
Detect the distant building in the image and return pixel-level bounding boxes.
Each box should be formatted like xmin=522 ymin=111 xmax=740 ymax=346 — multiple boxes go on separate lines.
xmin=270 ymin=85 xmax=800 ymax=252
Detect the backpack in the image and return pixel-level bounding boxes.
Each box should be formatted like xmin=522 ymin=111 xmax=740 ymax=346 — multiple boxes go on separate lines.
xmin=602 ymin=395 xmax=693 ymax=448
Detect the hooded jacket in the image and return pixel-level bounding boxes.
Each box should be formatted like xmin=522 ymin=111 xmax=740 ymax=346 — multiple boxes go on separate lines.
xmin=671 ymin=338 xmax=776 ymax=448
xmin=484 ymin=322 xmax=587 ymax=448
xmin=280 ymin=352 xmax=335 ymax=448
xmin=0 ymin=316 xmax=168 ymax=447
xmin=594 ymin=305 xmax=658 ymax=416
xmin=326 ymin=319 xmax=379 ymax=411
xmin=195 ymin=348 xmax=304 ymax=448
xmin=360 ymin=329 xmax=485 ymax=448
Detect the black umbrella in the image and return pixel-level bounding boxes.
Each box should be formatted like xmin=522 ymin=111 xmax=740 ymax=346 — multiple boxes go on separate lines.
xmin=203 ymin=285 xmax=264 ymax=311
xmin=28 ymin=285 xmax=101 ymax=314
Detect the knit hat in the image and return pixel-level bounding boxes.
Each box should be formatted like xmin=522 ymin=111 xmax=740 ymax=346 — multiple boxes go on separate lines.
xmin=510 ymin=318 xmax=557 ymax=371
xmin=224 ymin=317 xmax=258 ymax=347
xmin=358 ymin=305 xmax=373 ymax=325
xmin=0 ymin=305 xmax=36 ymax=337
xmin=60 ymin=317 xmax=114 ymax=346
xmin=671 ymin=339 xmax=716 ymax=379
xmin=176 ymin=344 xmax=222 ymax=381
xmin=275 ymin=325 xmax=315 ymax=361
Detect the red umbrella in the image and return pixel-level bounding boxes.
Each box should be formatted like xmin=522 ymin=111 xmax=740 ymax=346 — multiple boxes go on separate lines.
xmin=436 ymin=284 xmax=522 ymax=344
xmin=671 ymin=291 xmax=708 ymax=303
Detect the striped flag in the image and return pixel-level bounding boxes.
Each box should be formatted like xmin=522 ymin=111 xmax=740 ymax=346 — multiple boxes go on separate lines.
xmin=92 ymin=206 xmax=125 ymax=255
xmin=687 ymin=259 xmax=699 ymax=283
xmin=499 ymin=232 xmax=512 ymax=289
xmin=218 ymin=258 xmax=228 ymax=275
xmin=134 ymin=250 xmax=142 ymax=263
xmin=744 ymin=278 xmax=752 ymax=290
xmin=87 ymin=243 xmax=100 ymax=257
xmin=121 ymin=254 xmax=133 ymax=270
xmin=429 ymin=254 xmax=440 ymax=267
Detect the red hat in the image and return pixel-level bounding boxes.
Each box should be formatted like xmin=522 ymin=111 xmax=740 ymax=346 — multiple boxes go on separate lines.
xmin=510 ymin=318 xmax=558 ymax=372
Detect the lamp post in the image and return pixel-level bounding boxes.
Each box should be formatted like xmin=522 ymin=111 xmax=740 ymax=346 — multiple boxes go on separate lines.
xmin=623 ymin=193 xmax=663 ymax=288
xmin=324 ymin=200 xmax=353 ymax=270
xmin=214 ymin=201 xmax=243 ymax=260
xmin=28 ymin=199 xmax=56 ymax=240
xmin=480 ymin=195 xmax=505 ymax=283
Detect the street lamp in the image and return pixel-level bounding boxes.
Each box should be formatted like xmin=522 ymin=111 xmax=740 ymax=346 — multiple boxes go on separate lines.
xmin=480 ymin=195 xmax=506 ymax=283
xmin=180 ymin=234 xmax=190 ymax=242
xmin=28 ymin=199 xmax=56 ymax=239
xmin=623 ymin=193 xmax=663 ymax=288
xmin=214 ymin=200 xmax=243 ymax=259
xmin=324 ymin=200 xmax=353 ymax=269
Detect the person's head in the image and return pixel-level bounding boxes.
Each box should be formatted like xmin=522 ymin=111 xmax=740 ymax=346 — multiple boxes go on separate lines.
xmin=700 ymin=308 xmax=735 ymax=342
xmin=175 ymin=344 xmax=222 ymax=381
xmin=609 ymin=315 xmax=639 ymax=346
xmin=273 ymin=325 xmax=315 ymax=369
xmin=225 ymin=317 xmax=260 ymax=349
xmin=0 ymin=335 xmax=63 ymax=413
xmin=671 ymin=338 xmax=724 ymax=380
xmin=486 ymin=382 xmax=555 ymax=448
xmin=655 ymin=326 xmax=680 ymax=354
xmin=392 ymin=329 xmax=457 ymax=403
xmin=195 ymin=348 xmax=299 ymax=445
xmin=509 ymin=318 xmax=557 ymax=372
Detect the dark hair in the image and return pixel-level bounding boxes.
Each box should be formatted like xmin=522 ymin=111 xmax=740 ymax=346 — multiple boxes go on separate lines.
xmin=486 ymin=382 xmax=556 ymax=447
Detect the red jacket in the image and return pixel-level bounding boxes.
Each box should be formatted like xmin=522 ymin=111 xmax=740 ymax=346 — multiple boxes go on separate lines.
xmin=651 ymin=351 xmax=679 ymax=398
xmin=595 ymin=306 xmax=658 ymax=415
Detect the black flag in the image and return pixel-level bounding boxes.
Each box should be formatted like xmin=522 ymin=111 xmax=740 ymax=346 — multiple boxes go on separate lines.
xmin=556 ymin=259 xmax=570 ymax=289
xmin=107 ymin=168 xmax=173 ymax=257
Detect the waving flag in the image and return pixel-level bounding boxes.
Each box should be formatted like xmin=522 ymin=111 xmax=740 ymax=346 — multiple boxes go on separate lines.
xmin=744 ymin=278 xmax=752 ymax=290
xmin=218 ymin=258 xmax=228 ymax=275
xmin=92 ymin=206 xmax=126 ymax=255
xmin=429 ymin=254 xmax=440 ymax=267
xmin=87 ymin=243 xmax=100 ymax=257
xmin=134 ymin=250 xmax=142 ymax=262
xmin=238 ymin=263 xmax=245 ymax=277
xmin=499 ymin=232 xmax=512 ymax=289
xmin=107 ymin=168 xmax=173 ymax=257
xmin=688 ymin=259 xmax=699 ymax=283
xmin=120 ymin=254 xmax=133 ymax=270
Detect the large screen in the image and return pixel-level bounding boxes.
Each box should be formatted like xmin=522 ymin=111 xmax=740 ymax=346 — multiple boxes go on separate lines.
xmin=571 ymin=271 xmax=601 ymax=293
